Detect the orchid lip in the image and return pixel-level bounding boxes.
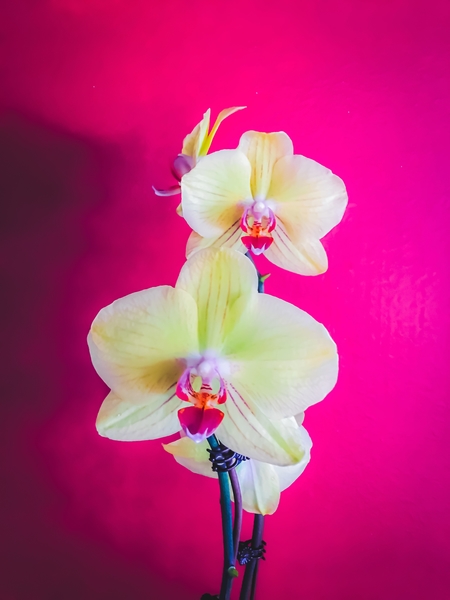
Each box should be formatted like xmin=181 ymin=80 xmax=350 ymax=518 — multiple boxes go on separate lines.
xmin=242 ymin=235 xmax=274 ymax=255
xmin=178 ymin=405 xmax=224 ymax=443
xmin=176 ymin=354 xmax=228 ymax=441
xmin=240 ymin=201 xmax=276 ymax=255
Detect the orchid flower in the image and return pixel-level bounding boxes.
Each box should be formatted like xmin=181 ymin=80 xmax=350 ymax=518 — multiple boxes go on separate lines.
xmin=153 ymin=107 xmax=246 ymax=199
xmin=88 ymin=248 xmax=338 ymax=466
xmin=181 ymin=131 xmax=348 ymax=275
xmin=163 ymin=415 xmax=311 ymax=515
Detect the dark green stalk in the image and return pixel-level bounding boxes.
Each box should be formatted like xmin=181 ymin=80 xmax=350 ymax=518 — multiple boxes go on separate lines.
xmin=207 ymin=435 xmax=238 ymax=600
xmin=241 ymin=252 xmax=266 ymax=600
xmin=228 ymin=468 xmax=243 ymax=561
xmin=239 ymin=515 xmax=265 ymax=600
xmin=245 ymin=252 xmax=267 ymax=293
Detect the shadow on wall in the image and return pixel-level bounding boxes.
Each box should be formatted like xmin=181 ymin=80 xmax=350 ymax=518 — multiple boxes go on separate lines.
xmin=0 ymin=108 xmax=113 ymax=417
xmin=0 ymin=110 xmax=192 ymax=600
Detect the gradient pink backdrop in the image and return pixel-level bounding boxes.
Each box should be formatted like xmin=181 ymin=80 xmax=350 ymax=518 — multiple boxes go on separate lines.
xmin=1 ymin=0 xmax=450 ymax=598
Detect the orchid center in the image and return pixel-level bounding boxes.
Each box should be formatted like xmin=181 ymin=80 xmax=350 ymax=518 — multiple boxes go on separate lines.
xmin=240 ymin=198 xmax=276 ymax=255
xmin=176 ymin=353 xmax=228 ymax=443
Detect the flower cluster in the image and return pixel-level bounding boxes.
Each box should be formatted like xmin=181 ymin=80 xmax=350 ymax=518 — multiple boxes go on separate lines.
xmin=88 ymin=107 xmax=347 ymax=515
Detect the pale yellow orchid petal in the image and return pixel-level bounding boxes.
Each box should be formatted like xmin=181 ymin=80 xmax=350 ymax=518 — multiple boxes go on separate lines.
xmin=181 ymin=149 xmax=252 ymax=237
xmin=163 ymin=437 xmax=217 ymax=479
xmin=96 ymin=390 xmax=182 ymax=441
xmin=295 ymin=412 xmax=305 ymax=425
xmin=238 ymin=131 xmax=293 ymax=199
xmin=88 ymin=286 xmax=199 ymax=402
xmin=162 ymin=415 xmax=311 ymax=514
xmin=181 ymin=109 xmax=211 ymax=158
xmin=164 ymin=436 xmax=279 ymax=514
xmin=269 ymin=155 xmax=348 ymax=242
xmin=223 ymin=293 xmax=338 ymax=419
xmin=236 ymin=460 xmax=280 ymax=515
xmin=163 ymin=436 xmax=280 ymax=514
xmin=185 ymin=223 xmax=245 ymax=258
xmin=176 ymin=248 xmax=258 ymax=351
xmin=265 ymin=221 xmax=329 ymax=275
xmin=217 ymin=381 xmax=307 ymax=466
xmin=199 ymin=106 xmax=247 ymax=156
xmin=273 ymin=424 xmax=312 ymax=491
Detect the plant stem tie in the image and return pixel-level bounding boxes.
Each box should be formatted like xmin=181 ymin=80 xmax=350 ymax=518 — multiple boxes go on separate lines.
xmin=207 ymin=443 xmax=249 ymax=473
xmin=237 ymin=540 xmax=266 ymax=566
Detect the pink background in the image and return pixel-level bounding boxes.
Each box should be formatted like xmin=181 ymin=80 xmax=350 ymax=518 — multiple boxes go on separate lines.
xmin=1 ymin=0 xmax=450 ymax=598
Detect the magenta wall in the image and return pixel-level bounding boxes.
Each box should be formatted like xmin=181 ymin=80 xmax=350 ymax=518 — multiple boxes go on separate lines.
xmin=1 ymin=1 xmax=450 ymax=599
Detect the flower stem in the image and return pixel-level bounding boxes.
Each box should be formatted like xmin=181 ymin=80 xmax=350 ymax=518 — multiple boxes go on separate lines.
xmin=239 ymin=515 xmax=265 ymax=600
xmin=228 ymin=468 xmax=243 ymax=562
xmin=245 ymin=252 xmax=265 ymax=293
xmin=242 ymin=252 xmax=265 ymax=600
xmin=207 ymin=435 xmax=237 ymax=600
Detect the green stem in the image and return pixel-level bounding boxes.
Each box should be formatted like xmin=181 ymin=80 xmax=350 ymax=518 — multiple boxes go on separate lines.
xmin=239 ymin=515 xmax=265 ymax=600
xmin=257 ymin=276 xmax=264 ymax=294
xmin=245 ymin=252 xmax=265 ymax=293
xmin=242 ymin=252 xmax=266 ymax=600
xmin=207 ymin=435 xmax=237 ymax=600
xmin=228 ymin=468 xmax=243 ymax=562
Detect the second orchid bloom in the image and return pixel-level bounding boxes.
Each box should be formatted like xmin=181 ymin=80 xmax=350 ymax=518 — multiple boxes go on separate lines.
xmin=88 ymin=248 xmax=338 ymax=466
xmin=181 ymin=130 xmax=348 ymax=275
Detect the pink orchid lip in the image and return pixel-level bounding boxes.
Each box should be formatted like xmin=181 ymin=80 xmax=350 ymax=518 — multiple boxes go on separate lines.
xmin=176 ymin=360 xmax=228 ymax=441
xmin=178 ymin=406 xmax=225 ymax=443
xmin=241 ymin=235 xmax=274 ymax=255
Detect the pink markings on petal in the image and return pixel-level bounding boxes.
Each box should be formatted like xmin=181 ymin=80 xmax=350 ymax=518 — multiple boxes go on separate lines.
xmin=176 ymin=359 xmax=228 ymax=405
xmin=152 ymin=184 xmax=181 ymax=196
xmin=178 ymin=406 xmax=224 ymax=443
xmin=176 ymin=368 xmax=191 ymax=401
xmin=171 ymin=154 xmax=195 ymax=181
xmin=242 ymin=235 xmax=274 ymax=255
xmin=240 ymin=208 xmax=251 ymax=232
xmin=216 ymin=377 xmax=227 ymax=404
xmin=267 ymin=208 xmax=276 ymax=232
